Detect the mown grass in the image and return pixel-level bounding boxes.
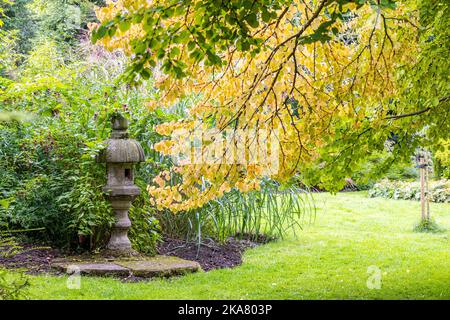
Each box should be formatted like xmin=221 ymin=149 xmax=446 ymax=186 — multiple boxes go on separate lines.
xmin=5 ymin=192 xmax=450 ymax=299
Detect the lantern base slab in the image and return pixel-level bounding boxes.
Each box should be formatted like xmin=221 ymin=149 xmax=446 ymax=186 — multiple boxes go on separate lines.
xmin=51 ymin=255 xmax=202 ymax=278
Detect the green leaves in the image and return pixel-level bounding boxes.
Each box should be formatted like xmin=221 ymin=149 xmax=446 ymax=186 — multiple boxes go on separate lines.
xmin=431 ymin=97 xmax=440 ymax=107
xmin=91 ymin=0 xmax=287 ymax=81
xmin=91 ymin=25 xmax=107 ymax=43
xmin=169 ymin=47 xmax=180 ymax=59
xmin=245 ymin=12 xmax=259 ymax=28
xmin=118 ymin=19 xmax=131 ymax=32
xmin=394 ymin=0 xmax=450 ymax=152
xmin=173 ymin=30 xmax=190 ymax=43
xmin=379 ymin=0 xmax=397 ymax=10
xmin=141 ymin=68 xmax=151 ymax=80
xmin=261 ymin=8 xmax=276 ymax=23
xmin=91 ymin=18 xmax=119 ymax=43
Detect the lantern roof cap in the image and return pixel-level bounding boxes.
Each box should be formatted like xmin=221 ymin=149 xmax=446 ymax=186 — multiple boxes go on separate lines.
xmin=97 ymin=113 xmax=145 ymax=163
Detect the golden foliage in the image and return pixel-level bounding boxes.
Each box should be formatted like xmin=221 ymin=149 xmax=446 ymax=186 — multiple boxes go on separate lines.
xmin=93 ymin=0 xmax=419 ymax=211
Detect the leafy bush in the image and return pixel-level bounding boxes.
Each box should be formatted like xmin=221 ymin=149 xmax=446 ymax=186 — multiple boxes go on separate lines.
xmin=351 ymin=151 xmax=419 ymax=190
xmin=0 ymin=269 xmax=28 ymax=300
xmin=0 ymin=230 xmax=29 ymax=300
xmin=128 ymin=178 xmax=161 ymax=255
xmin=368 ymin=179 xmax=450 ymax=203
xmin=434 ymin=139 xmax=450 ymax=179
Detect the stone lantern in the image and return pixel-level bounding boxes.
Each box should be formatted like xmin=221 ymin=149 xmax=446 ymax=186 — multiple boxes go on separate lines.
xmin=97 ymin=114 xmax=145 ymax=256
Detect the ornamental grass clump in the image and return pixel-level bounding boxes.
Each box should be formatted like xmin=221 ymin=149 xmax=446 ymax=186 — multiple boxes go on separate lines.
xmin=413 ymin=219 xmax=445 ymax=234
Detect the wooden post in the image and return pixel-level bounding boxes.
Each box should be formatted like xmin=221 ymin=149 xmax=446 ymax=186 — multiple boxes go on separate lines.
xmin=419 ymin=155 xmax=426 ymax=221
xmin=425 ymin=157 xmax=431 ymax=220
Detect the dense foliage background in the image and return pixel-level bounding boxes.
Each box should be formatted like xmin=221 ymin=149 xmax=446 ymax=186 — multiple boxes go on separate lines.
xmin=0 ymin=0 xmax=171 ymax=252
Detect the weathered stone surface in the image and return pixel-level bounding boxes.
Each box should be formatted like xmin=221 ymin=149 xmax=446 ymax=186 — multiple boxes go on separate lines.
xmin=116 ymin=256 xmax=202 ymax=277
xmin=50 ymin=255 xmax=201 ymax=278
xmin=52 ymin=262 xmax=130 ymax=277
xmin=100 ymin=139 xmax=145 ymax=163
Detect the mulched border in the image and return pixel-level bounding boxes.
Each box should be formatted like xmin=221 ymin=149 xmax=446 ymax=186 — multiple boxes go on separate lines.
xmin=157 ymin=237 xmax=260 ymax=271
xmin=0 ymin=244 xmax=62 ymax=275
xmin=0 ymin=237 xmax=262 ymax=277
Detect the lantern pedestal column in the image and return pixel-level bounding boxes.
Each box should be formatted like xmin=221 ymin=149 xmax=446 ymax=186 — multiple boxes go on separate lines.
xmin=102 ymin=184 xmax=141 ymax=257
xmin=106 ymin=195 xmax=135 ymax=255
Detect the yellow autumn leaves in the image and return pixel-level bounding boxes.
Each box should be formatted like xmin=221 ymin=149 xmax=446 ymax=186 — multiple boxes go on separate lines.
xmin=92 ymin=0 xmax=419 ymax=212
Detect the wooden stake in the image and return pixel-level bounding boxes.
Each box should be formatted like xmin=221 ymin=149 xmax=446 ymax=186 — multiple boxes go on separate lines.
xmin=420 ymin=156 xmax=426 ymax=221
xmin=425 ymin=159 xmax=431 ymax=220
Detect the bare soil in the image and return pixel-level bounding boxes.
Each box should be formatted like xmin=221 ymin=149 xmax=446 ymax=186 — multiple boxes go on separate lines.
xmin=0 ymin=244 xmax=62 ymax=275
xmin=157 ymin=237 xmax=261 ymax=271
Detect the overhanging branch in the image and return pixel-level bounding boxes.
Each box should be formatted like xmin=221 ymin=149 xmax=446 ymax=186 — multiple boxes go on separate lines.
xmin=385 ymin=94 xmax=450 ymax=120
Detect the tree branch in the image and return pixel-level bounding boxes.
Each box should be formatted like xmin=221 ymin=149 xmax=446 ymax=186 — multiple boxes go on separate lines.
xmin=385 ymin=94 xmax=450 ymax=120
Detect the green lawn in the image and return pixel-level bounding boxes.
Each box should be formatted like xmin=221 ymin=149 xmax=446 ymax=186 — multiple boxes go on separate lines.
xmin=9 ymin=192 xmax=450 ymax=299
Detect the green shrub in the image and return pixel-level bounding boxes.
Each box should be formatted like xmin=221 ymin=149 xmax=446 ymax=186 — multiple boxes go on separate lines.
xmin=0 ymin=123 xmax=24 ymax=198
xmin=434 ymin=139 xmax=450 ymax=179
xmin=0 ymin=269 xmax=28 ymax=300
xmin=128 ymin=178 xmax=161 ymax=255
xmin=368 ymin=179 xmax=450 ymax=203
xmin=352 ymin=151 xmax=419 ymax=190
xmin=8 ymin=174 xmax=72 ymax=244
xmin=0 ymin=230 xmax=29 ymax=300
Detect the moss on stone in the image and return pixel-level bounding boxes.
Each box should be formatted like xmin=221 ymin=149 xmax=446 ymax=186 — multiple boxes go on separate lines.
xmin=50 ymin=255 xmax=201 ymax=278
